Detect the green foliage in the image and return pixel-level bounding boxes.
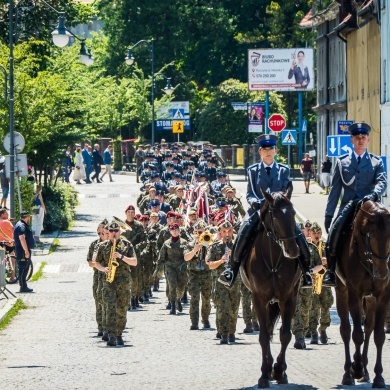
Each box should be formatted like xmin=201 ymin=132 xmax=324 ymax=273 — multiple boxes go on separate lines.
xmin=30 ymin=261 xmax=47 ymax=282
xmin=113 ymin=138 xmax=123 ymax=171
xmin=0 ymin=299 xmax=27 ymax=330
xmin=42 ymin=182 xmax=78 ymax=232
xmin=14 ymin=178 xmax=35 ymax=221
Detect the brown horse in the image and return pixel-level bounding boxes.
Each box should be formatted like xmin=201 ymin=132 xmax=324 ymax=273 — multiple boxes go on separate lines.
xmin=335 ymin=200 xmax=390 ymax=388
xmin=241 ymin=182 xmax=302 ymax=388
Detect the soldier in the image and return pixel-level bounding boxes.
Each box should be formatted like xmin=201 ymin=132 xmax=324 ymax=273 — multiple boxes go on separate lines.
xmin=93 ymin=221 xmax=137 ymax=347
xmin=324 ymin=122 xmax=387 ymax=286
xmin=225 ymin=188 xmax=245 ymax=218
xmin=308 ymin=222 xmax=334 ymax=345
xmin=155 ymin=223 xmax=188 ymax=315
xmin=205 ymin=221 xmax=240 ymax=344
xmin=240 ymin=281 xmax=258 ymax=333
xmin=87 ymin=219 xmax=108 ymax=337
xmin=169 ymin=185 xmax=186 ymax=211
xmin=292 ymin=221 xmax=323 ymax=349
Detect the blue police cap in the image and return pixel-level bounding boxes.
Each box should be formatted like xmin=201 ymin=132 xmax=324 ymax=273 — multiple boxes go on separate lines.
xmin=216 ymin=199 xmax=227 ymax=207
xmin=166 ymin=162 xmax=174 ymax=168
xmin=256 ymin=134 xmax=278 ymax=148
xmin=348 ymin=122 xmax=371 ymax=136
xmin=180 ymin=175 xmax=187 ymax=180
xmin=217 ymin=171 xmax=227 ymax=177
xmin=149 ymin=200 xmax=160 ymax=207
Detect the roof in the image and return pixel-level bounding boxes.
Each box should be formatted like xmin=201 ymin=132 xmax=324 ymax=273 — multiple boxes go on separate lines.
xmin=299 ymin=8 xmax=315 ymax=29
xmin=307 ymin=2 xmax=340 ymax=27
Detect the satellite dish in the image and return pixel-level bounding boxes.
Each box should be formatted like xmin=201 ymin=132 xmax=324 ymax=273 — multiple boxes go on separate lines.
xmin=3 ymin=132 xmax=25 ymax=153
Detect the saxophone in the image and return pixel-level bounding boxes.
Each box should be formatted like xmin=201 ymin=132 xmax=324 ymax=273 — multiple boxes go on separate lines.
xmin=106 ymin=239 xmax=119 ymax=283
xmin=312 ymin=240 xmax=325 ymax=295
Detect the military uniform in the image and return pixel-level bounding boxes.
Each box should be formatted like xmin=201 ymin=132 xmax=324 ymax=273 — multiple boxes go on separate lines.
xmin=292 ymin=241 xmax=322 ymax=346
xmin=184 ymin=240 xmax=212 ymax=328
xmin=96 ymin=237 xmax=135 ymax=340
xmin=206 ymin=238 xmax=240 ymax=342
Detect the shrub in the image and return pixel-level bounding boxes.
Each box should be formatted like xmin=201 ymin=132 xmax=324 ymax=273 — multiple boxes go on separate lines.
xmin=42 ymin=183 xmax=78 ymax=232
xmin=14 ymin=178 xmax=36 ymax=221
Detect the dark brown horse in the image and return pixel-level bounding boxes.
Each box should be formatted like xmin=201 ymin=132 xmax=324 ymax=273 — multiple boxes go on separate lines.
xmin=240 ymin=182 xmax=302 ymax=388
xmin=335 ymin=200 xmax=390 ymax=388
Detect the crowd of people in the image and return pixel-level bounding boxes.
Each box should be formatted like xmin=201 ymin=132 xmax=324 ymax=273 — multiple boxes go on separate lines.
xmin=86 ymin=135 xmax=369 ymax=347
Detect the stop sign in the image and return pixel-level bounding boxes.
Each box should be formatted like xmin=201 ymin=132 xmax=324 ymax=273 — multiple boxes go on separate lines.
xmin=268 ymin=113 xmax=286 ymax=132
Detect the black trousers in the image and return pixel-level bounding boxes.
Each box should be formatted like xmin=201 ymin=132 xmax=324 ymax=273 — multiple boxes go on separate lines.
xmin=18 ymin=258 xmax=32 ymax=288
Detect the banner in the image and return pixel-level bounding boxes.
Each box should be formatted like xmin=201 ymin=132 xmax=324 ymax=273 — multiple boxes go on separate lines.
xmin=248 ymin=48 xmax=314 ymax=91
xmin=247 ymin=103 xmax=264 ymax=133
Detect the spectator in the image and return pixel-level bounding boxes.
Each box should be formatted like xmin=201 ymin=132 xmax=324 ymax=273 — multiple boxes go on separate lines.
xmin=31 ymin=185 xmax=46 ymax=244
xmin=321 ymin=155 xmax=332 ymax=195
xmin=0 ymin=164 xmax=10 ymax=209
xmin=300 ymin=153 xmax=314 ymax=194
xmin=100 ymin=144 xmax=114 ymax=182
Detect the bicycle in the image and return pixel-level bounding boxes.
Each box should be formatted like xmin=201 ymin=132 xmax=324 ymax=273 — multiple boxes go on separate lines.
xmin=0 ymin=241 xmax=33 ymax=285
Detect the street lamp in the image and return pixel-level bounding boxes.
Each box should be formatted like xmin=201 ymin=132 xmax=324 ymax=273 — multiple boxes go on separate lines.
xmin=125 ymin=39 xmax=174 ymax=145
xmin=6 ymin=0 xmax=94 ymax=219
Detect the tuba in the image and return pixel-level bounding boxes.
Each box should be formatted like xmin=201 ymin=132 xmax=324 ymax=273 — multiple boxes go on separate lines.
xmin=106 ymin=239 xmax=119 ymax=283
xmin=112 ymin=216 xmax=132 ymax=231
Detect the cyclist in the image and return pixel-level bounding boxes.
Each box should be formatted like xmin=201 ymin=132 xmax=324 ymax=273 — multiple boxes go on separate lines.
xmin=0 ymin=208 xmax=16 ymax=281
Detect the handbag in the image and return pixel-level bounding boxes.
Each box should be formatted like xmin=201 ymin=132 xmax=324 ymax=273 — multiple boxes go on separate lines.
xmin=32 ymin=205 xmax=40 ymax=215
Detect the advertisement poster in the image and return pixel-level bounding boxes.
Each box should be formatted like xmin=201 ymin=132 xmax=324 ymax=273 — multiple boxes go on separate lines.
xmin=248 ymin=103 xmax=264 ymax=133
xmin=156 ymin=101 xmax=190 ymax=131
xmin=248 ymin=48 xmax=314 ymax=91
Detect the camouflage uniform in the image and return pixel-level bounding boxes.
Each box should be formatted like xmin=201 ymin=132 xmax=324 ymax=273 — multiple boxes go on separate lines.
xmin=123 ymin=221 xmax=146 ymax=302
xmin=292 ymin=241 xmax=322 ymax=339
xmin=87 ymin=238 xmax=104 ymax=332
xmin=309 ymin=240 xmax=334 ymax=336
xmin=184 ymin=241 xmax=212 ymax=325
xmin=240 ymin=280 xmax=257 ymax=327
xmin=157 ymin=237 xmax=188 ymax=302
xmin=226 ymin=197 xmax=245 ymax=218
xmin=206 ymin=239 xmax=240 ymax=337
xmin=169 ymin=195 xmax=183 ymax=211
xmin=96 ymin=238 xmax=135 ymax=338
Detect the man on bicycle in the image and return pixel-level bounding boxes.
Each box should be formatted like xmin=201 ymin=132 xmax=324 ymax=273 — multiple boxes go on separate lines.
xmin=14 ymin=210 xmax=35 ymax=293
xmin=0 ymin=208 xmax=16 ymax=281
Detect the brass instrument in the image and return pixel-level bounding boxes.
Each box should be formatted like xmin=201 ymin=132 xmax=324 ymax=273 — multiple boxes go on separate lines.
xmin=198 ymin=231 xmax=214 ymax=247
xmin=106 ymin=239 xmax=119 ymax=283
xmin=312 ymin=266 xmax=326 ymax=295
xmin=112 ymin=216 xmax=133 ymax=231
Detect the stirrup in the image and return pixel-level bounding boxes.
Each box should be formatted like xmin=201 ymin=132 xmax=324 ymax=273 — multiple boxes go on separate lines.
xmin=218 ymin=268 xmax=235 ymax=287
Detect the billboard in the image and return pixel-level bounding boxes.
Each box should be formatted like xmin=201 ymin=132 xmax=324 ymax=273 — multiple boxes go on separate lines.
xmin=248 ymin=48 xmax=314 ymax=91
xmin=247 ymin=103 xmax=264 ymax=133
xmin=156 ymin=101 xmax=190 ymax=131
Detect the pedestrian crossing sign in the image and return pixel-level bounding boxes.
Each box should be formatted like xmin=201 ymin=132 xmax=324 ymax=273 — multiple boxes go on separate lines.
xmin=172 ymin=120 xmax=184 ymax=133
xmin=281 ymin=130 xmax=297 ymax=145
xmin=171 ymin=108 xmax=185 ymax=119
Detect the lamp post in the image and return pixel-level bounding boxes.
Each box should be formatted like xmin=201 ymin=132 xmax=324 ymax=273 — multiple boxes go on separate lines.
xmin=6 ymin=0 xmax=94 ymax=219
xmin=125 ymin=40 xmax=174 ymax=145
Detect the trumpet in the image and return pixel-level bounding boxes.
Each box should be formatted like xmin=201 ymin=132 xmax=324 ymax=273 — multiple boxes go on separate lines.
xmin=112 ymin=216 xmax=132 ymax=231
xmin=198 ymin=231 xmax=214 ymax=247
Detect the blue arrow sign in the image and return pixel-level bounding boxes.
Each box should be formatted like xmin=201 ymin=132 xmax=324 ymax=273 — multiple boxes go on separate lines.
xmin=327 ymin=135 xmax=353 ymax=157
xmin=301 ymin=119 xmax=307 ymax=133
xmin=281 ymin=129 xmax=297 ymax=145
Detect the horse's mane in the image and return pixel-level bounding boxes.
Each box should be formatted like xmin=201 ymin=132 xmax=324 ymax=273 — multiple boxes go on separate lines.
xmin=356 ymin=201 xmax=390 ymax=233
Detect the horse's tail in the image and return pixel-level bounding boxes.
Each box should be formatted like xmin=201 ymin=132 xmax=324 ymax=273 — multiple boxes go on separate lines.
xmin=268 ymin=302 xmax=281 ymax=340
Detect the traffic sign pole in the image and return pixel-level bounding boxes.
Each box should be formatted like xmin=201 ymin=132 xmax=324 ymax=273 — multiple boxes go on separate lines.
xmin=298 ymin=91 xmax=303 ymax=163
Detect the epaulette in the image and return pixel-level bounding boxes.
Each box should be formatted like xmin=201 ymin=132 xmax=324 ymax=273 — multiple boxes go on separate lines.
xmin=277 ymin=162 xmax=289 ymax=169
xmin=339 ymin=153 xmax=350 ymax=160
xmin=369 ymin=153 xmax=381 ymax=161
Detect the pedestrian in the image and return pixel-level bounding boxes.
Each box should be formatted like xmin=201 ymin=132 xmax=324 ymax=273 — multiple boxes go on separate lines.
xmin=13 ymin=210 xmax=35 ymax=293
xmin=73 ymin=144 xmax=86 ymax=185
xmin=100 ymin=144 xmax=114 ymax=182
xmin=300 ymin=152 xmax=314 ymax=194
xmin=218 ymin=134 xmax=312 ymax=288
xmin=0 ymin=164 xmax=10 ymax=209
xmin=82 ymin=143 xmax=92 ymax=184
xmin=324 ymin=122 xmax=387 ymax=286
xmin=0 ymin=208 xmax=16 ymax=281
xmin=93 ymin=220 xmax=137 ymax=347
xmin=135 ymin=145 xmax=145 ymax=183
xmin=61 ymin=147 xmax=72 ymax=183
xmin=321 ymin=155 xmax=332 ymax=194
xmin=31 ymin=185 xmax=46 ymax=244
xmin=91 ymin=144 xmax=103 ymax=183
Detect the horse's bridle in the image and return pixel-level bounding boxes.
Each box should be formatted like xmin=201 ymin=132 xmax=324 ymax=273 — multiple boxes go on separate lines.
xmin=360 ymin=229 xmax=390 ymax=264
xmin=264 ymin=205 xmax=297 ymax=247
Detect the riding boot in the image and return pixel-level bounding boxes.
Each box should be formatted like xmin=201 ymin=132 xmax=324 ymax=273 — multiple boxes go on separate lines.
xmin=325 ymin=200 xmax=357 ymax=287
xmin=295 ymin=226 xmax=312 ymax=288
xmin=218 ymin=210 xmax=260 ymax=288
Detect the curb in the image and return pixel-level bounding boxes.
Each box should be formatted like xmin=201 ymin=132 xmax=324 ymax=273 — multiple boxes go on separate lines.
xmin=0 ymin=297 xmax=17 ymax=324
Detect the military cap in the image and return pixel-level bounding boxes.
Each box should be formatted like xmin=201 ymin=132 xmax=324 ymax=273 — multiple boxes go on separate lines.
xmin=175 ymin=213 xmax=183 ymax=220
xmin=100 ymin=218 xmax=109 ymax=226
xmin=145 ymin=152 xmax=154 ymax=158
xmin=217 ymin=171 xmax=227 ymax=177
xmin=311 ymin=222 xmax=322 ymax=233
xmin=148 ymin=163 xmax=156 ymax=170
xmin=180 ymin=175 xmax=187 ymax=180
xmin=150 ymin=212 xmax=159 ymax=217
xmin=156 ymin=190 xmax=165 ymax=196
xmin=216 ymin=198 xmax=227 ymax=207
xmin=199 ymin=172 xmax=207 ymax=178
xmin=167 ymin=211 xmax=176 ymax=218
xmin=107 ymin=220 xmax=120 ymax=230
xmin=348 ymin=122 xmax=371 ymax=136
xmin=165 ymin=153 xmax=172 ymax=158
xmin=173 ymin=172 xmax=181 ymax=178
xmin=188 ymin=208 xmax=197 ymax=215
xmin=166 ymin=162 xmax=174 ymax=168
xmin=172 ymin=156 xmax=180 ymax=161
xmin=125 ymin=205 xmax=135 ymax=211
xmin=194 ymin=220 xmax=207 ymax=230
xmin=20 ymin=210 xmax=31 ymax=217
xmin=226 ymin=188 xmax=234 ymax=194
xmin=139 ymin=214 xmax=150 ymax=221
xmin=169 ymin=223 xmax=179 ymax=230
xmin=149 ymin=200 xmax=160 ymax=207
xmin=304 ymin=220 xmax=312 ymax=228
xmin=218 ymin=220 xmax=233 ymax=229
xmin=175 ymin=185 xmax=184 ymax=190
xmin=134 ymin=213 xmax=141 ymax=220
xmin=298 ymin=222 xmax=305 ymax=230
xmin=256 ymin=134 xmax=278 ymax=148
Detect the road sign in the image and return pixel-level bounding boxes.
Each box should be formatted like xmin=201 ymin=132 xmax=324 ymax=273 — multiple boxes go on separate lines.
xmin=337 ymin=120 xmax=354 ymax=135
xmin=231 ymin=102 xmax=247 ymax=111
xmin=301 ymin=119 xmax=307 ymax=133
xmin=172 ymin=108 xmax=185 ymax=119
xmin=281 ymin=129 xmax=297 ymax=145
xmin=3 ymin=131 xmax=25 ymax=153
xmin=172 ymin=120 xmax=184 ymax=134
xmin=327 ymin=135 xmax=353 ymax=157
xmin=268 ymin=113 xmax=286 ymax=132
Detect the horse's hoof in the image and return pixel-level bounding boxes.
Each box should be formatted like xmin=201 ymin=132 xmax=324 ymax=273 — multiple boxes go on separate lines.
xmin=372 ymin=377 xmax=386 ymax=388
xmin=258 ymin=378 xmax=270 ymax=388
xmin=342 ymin=375 xmax=355 ymax=386
xmin=351 ymin=363 xmax=365 ymax=379
xmin=293 ymin=337 xmax=306 ymax=349
xmin=277 ymin=373 xmax=288 ymax=385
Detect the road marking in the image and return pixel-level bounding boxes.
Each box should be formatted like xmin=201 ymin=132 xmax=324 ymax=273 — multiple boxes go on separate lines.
xmin=44 ymin=264 xmax=92 ymax=273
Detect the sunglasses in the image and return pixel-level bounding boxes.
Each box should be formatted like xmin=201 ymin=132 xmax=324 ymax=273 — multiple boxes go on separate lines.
xmin=109 ymin=229 xmax=120 ymax=233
